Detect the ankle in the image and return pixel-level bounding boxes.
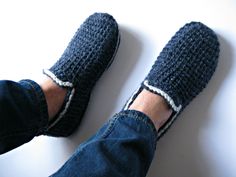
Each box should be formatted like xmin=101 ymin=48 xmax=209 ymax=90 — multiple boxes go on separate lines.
xmin=39 ymin=76 xmax=67 ymax=120
xmin=128 ymin=89 xmax=172 ymax=130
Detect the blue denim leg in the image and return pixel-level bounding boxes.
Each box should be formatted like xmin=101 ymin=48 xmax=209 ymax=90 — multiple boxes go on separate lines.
xmin=51 ymin=110 xmax=157 ymax=177
xmin=0 ymin=80 xmax=48 ymax=154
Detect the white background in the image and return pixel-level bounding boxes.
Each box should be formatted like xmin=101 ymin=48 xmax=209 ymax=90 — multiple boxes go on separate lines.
xmin=0 ymin=0 xmax=235 ymax=177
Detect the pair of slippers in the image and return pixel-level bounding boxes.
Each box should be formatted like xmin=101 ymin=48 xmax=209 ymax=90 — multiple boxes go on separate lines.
xmin=43 ymin=13 xmax=220 ymax=140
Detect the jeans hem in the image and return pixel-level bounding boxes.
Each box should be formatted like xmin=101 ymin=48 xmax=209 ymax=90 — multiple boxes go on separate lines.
xmin=19 ymin=79 xmax=49 ymax=135
xmin=113 ymin=110 xmax=158 ymax=147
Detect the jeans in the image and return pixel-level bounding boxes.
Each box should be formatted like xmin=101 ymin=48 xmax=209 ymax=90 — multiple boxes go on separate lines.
xmin=0 ymin=80 xmax=158 ymax=177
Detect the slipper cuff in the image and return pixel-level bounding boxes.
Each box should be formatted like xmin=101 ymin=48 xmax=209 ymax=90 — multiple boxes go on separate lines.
xmin=123 ymin=80 xmax=183 ymax=140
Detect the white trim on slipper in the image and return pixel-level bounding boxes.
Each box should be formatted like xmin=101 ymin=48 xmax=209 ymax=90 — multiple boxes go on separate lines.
xmin=43 ymin=69 xmax=73 ymax=88
xmin=47 ymin=88 xmax=75 ymax=130
xmin=157 ymin=112 xmax=179 ymax=138
xmin=143 ymin=80 xmax=182 ymax=112
xmin=123 ymin=80 xmax=183 ymax=139
xmin=123 ymin=87 xmax=140 ymax=110
xmin=143 ymin=80 xmax=182 ymax=138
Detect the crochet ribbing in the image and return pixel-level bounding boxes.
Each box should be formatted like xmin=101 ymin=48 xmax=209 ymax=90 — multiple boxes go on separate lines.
xmin=43 ymin=13 xmax=120 ymax=136
xmin=144 ymin=22 xmax=219 ymax=110
xmin=48 ymin=13 xmax=119 ymax=88
xmin=146 ymin=22 xmax=220 ymax=139
xmin=124 ymin=22 xmax=220 ymax=140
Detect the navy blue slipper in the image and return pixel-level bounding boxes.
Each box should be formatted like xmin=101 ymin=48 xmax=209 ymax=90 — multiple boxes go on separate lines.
xmin=124 ymin=22 xmax=220 ymax=140
xmin=43 ymin=13 xmax=120 ymax=137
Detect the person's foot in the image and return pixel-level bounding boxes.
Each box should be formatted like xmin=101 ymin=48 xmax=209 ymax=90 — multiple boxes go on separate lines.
xmin=41 ymin=13 xmax=120 ymax=137
xmin=129 ymin=89 xmax=172 ymax=130
xmin=124 ymin=22 xmax=220 ymax=140
xmin=39 ymin=76 xmax=67 ymax=120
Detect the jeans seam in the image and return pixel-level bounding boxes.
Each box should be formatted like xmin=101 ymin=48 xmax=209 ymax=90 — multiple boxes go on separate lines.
xmin=100 ymin=116 xmax=119 ymax=138
xmin=24 ymin=81 xmax=45 ymax=132
xmin=101 ymin=111 xmax=157 ymax=151
xmin=118 ymin=112 xmax=157 ymax=134
xmin=117 ymin=111 xmax=157 ymax=150
xmin=20 ymin=80 xmax=48 ymax=135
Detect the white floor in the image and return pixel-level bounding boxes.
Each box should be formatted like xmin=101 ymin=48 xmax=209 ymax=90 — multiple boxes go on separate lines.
xmin=0 ymin=0 xmax=236 ymax=177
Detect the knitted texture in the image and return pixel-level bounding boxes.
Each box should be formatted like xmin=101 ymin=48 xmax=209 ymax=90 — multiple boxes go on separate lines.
xmin=144 ymin=22 xmax=219 ymax=109
xmin=124 ymin=22 xmax=220 ymax=140
xmin=43 ymin=13 xmax=120 ymax=137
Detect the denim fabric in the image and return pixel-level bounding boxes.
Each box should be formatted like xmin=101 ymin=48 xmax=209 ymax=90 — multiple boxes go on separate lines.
xmin=0 ymin=79 xmax=157 ymax=177
xmin=51 ymin=110 xmax=157 ymax=177
xmin=0 ymin=80 xmax=48 ymax=154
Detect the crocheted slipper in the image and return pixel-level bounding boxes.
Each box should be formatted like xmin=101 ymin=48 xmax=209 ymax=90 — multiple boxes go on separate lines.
xmin=43 ymin=13 xmax=120 ymax=137
xmin=124 ymin=22 xmax=220 ymax=140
